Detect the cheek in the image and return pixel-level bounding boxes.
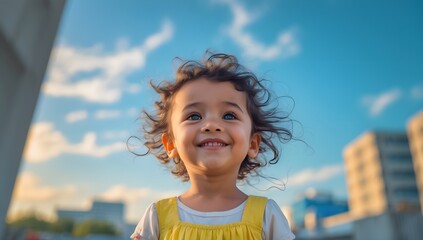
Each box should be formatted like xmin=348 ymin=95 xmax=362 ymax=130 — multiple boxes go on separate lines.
xmin=174 ymin=127 xmax=195 ymax=146
xmin=233 ymin=126 xmax=252 ymax=142
xmin=242 ymin=122 xmax=254 ymax=137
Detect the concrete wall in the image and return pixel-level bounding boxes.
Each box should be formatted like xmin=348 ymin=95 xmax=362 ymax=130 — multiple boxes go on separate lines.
xmin=0 ymin=0 xmax=66 ymax=237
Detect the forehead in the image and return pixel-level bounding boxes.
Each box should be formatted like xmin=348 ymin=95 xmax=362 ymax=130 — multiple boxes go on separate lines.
xmin=172 ymin=78 xmax=247 ymax=110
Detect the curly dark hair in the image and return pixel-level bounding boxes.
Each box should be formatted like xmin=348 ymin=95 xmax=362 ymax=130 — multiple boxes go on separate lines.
xmin=140 ymin=51 xmax=293 ymax=181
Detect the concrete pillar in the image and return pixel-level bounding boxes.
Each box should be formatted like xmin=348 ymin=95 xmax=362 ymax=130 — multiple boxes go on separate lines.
xmin=0 ymin=0 xmax=66 ymax=237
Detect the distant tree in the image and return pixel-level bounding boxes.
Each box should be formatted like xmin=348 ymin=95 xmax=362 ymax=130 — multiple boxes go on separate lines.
xmin=9 ymin=215 xmax=50 ymax=232
xmin=49 ymin=218 xmax=74 ymax=233
xmin=9 ymin=215 xmax=120 ymax=237
xmin=72 ymin=219 xmax=119 ymax=237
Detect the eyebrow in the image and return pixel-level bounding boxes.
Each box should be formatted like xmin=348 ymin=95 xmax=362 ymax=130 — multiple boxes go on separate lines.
xmin=182 ymin=102 xmax=202 ymax=112
xmin=182 ymin=101 xmax=244 ymax=113
xmin=223 ymin=101 xmax=244 ymax=113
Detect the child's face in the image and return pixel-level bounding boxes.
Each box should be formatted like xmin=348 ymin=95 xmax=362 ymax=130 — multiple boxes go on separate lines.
xmin=162 ymin=78 xmax=261 ymax=178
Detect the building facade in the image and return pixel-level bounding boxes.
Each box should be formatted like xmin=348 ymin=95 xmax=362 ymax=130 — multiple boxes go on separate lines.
xmin=407 ymin=111 xmax=423 ymax=212
xmin=343 ymin=130 xmax=423 ymax=240
xmin=343 ymin=131 xmax=420 ymax=219
xmin=292 ymin=190 xmax=349 ymax=231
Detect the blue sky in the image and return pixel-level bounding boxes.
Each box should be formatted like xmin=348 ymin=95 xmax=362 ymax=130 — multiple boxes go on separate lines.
xmin=9 ymin=0 xmax=423 ymax=223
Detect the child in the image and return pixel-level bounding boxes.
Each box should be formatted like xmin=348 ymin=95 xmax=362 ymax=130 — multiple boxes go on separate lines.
xmin=131 ymin=52 xmax=295 ymax=240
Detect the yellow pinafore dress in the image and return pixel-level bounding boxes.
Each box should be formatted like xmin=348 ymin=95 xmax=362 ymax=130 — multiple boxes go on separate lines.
xmin=156 ymin=196 xmax=267 ymax=240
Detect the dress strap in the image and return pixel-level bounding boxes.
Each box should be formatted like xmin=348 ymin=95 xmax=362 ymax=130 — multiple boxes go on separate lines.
xmin=156 ymin=197 xmax=179 ymax=232
xmin=241 ymin=196 xmax=268 ymax=229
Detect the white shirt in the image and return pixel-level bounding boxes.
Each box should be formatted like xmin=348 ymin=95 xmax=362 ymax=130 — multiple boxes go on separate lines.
xmin=132 ymin=197 xmax=295 ymax=240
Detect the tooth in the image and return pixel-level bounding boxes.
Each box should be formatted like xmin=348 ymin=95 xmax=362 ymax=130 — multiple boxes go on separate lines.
xmin=202 ymin=142 xmax=225 ymax=147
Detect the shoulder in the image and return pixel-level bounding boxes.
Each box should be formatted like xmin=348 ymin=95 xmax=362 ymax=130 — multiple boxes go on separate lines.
xmin=265 ymin=198 xmax=282 ymax=214
xmin=156 ymin=196 xmax=177 ymax=206
xmin=247 ymin=196 xmax=280 ymax=212
xmin=263 ymin=198 xmax=287 ymax=221
xmin=131 ymin=202 xmax=159 ymax=240
xmin=263 ymin=198 xmax=295 ymax=240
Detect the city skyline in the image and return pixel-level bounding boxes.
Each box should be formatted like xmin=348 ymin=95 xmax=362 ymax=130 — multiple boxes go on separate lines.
xmin=8 ymin=0 xmax=423 ymax=223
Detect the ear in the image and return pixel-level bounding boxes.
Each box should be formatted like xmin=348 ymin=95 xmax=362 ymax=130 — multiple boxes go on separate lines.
xmin=247 ymin=133 xmax=261 ymax=158
xmin=162 ymin=133 xmax=179 ymax=158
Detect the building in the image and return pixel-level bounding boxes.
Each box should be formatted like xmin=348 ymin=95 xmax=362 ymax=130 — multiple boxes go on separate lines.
xmin=343 ymin=131 xmax=420 ymax=219
xmin=353 ymin=211 xmax=423 ymax=240
xmin=291 ymin=190 xmax=349 ymax=231
xmin=343 ymin=130 xmax=423 ymax=240
xmin=56 ymin=209 xmax=89 ymax=223
xmin=57 ymin=200 xmax=125 ymax=235
xmin=407 ymin=110 xmax=423 ymax=212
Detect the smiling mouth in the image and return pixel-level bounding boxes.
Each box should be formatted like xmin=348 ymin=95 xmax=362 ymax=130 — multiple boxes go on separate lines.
xmin=199 ymin=142 xmax=228 ymax=147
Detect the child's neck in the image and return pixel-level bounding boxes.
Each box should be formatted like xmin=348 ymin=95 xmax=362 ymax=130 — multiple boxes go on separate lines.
xmin=179 ymin=174 xmax=247 ymax=212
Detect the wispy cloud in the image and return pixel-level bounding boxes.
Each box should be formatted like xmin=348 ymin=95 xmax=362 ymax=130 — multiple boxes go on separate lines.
xmin=94 ymin=110 xmax=121 ymax=120
xmin=287 ymin=164 xmax=344 ymax=187
xmin=411 ymin=85 xmax=423 ymax=99
xmin=65 ymin=108 xmax=138 ymax=123
xmin=23 ymin=122 xmax=126 ymax=162
xmin=217 ymin=0 xmax=299 ymax=60
xmin=102 ymin=130 xmax=130 ymax=140
xmin=43 ymin=21 xmax=173 ymax=103
xmin=66 ymin=110 xmax=88 ymax=123
xmin=361 ymin=88 xmax=402 ymax=117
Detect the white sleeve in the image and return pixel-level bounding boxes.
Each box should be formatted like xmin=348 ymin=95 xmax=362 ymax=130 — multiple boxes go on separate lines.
xmin=131 ymin=203 xmax=160 ymax=240
xmin=262 ymin=199 xmax=295 ymax=240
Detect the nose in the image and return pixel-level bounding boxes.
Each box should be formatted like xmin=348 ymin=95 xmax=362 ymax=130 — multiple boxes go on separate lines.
xmin=201 ymin=119 xmax=222 ymax=132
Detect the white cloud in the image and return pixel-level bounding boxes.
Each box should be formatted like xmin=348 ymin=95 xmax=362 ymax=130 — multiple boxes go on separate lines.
xmin=66 ymin=132 xmax=125 ymax=158
xmin=8 ymin=171 xmax=90 ymax=221
xmin=94 ymin=110 xmax=121 ymax=120
xmin=23 ymin=122 xmax=126 ymax=162
xmin=12 ymin=171 xmax=77 ymax=202
xmin=23 ymin=122 xmax=68 ymax=162
xmin=65 ymin=107 xmax=137 ymax=123
xmin=217 ymin=0 xmax=300 ymax=60
xmin=96 ymin=184 xmax=179 ymax=222
xmin=411 ymin=85 xmax=423 ymax=99
xmin=361 ymin=88 xmax=402 ymax=117
xmin=43 ymin=21 xmax=174 ymax=103
xmin=287 ymin=164 xmax=344 ymax=187
xmin=66 ymin=110 xmax=88 ymax=123
xmin=9 ymin=174 xmax=179 ymax=223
